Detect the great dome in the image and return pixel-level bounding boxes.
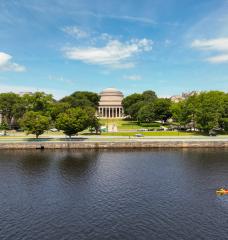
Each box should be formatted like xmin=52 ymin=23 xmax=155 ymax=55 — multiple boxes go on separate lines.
xmin=100 ymin=88 xmax=123 ymax=94
xmin=98 ymin=88 xmax=124 ymax=118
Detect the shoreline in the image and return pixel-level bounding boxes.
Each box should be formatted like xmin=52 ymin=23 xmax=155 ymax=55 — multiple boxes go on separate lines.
xmin=0 ymin=139 xmax=228 ymax=149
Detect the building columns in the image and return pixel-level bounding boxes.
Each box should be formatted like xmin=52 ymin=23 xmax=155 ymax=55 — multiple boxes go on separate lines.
xmin=98 ymin=106 xmax=123 ymax=118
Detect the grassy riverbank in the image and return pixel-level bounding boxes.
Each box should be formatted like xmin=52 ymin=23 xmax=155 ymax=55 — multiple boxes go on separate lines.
xmin=1 ymin=129 xmax=227 ymax=139
xmin=99 ymin=119 xmax=162 ymax=130
xmin=101 ymin=131 xmax=200 ymax=137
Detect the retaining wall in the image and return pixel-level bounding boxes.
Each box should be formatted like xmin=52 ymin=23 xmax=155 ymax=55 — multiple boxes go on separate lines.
xmin=0 ymin=140 xmax=227 ymax=149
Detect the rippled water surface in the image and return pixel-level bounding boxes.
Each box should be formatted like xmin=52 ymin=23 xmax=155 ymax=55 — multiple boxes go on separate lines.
xmin=0 ymin=149 xmax=228 ymax=240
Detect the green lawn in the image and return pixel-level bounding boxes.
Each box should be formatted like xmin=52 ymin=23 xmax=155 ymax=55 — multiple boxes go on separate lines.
xmin=99 ymin=119 xmax=160 ymax=130
xmin=101 ymin=131 xmax=200 ymax=137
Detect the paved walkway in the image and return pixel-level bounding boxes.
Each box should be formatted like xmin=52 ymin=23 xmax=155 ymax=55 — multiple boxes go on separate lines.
xmin=0 ymin=135 xmax=227 ymax=143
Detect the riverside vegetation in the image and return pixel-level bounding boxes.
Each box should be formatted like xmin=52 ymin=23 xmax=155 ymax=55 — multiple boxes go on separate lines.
xmin=0 ymin=90 xmax=227 ymax=138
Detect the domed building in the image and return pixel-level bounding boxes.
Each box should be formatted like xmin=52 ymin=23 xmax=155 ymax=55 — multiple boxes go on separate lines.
xmin=98 ymin=88 xmax=124 ymax=118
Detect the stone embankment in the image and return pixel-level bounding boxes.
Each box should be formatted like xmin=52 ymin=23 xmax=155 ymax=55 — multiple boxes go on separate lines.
xmin=0 ymin=140 xmax=227 ymax=149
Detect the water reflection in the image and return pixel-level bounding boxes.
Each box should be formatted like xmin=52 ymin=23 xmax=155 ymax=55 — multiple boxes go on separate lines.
xmin=11 ymin=150 xmax=100 ymax=180
xmin=58 ymin=150 xmax=99 ymax=181
xmin=19 ymin=150 xmax=51 ymax=177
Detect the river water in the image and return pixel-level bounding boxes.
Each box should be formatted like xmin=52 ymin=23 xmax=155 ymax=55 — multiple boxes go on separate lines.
xmin=0 ymin=149 xmax=228 ymax=240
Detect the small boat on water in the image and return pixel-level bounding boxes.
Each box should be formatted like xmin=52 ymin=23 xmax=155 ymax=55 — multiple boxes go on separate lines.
xmin=216 ymin=188 xmax=228 ymax=195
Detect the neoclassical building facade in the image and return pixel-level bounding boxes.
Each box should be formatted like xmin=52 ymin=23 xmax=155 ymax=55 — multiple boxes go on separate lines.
xmin=97 ymin=88 xmax=124 ymax=118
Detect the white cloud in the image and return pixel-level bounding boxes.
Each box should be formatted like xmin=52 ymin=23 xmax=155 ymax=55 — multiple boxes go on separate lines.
xmin=186 ymin=2 xmax=228 ymax=64
xmin=63 ymin=38 xmax=153 ymax=68
xmin=48 ymin=75 xmax=74 ymax=84
xmin=108 ymin=15 xmax=156 ymax=25
xmin=192 ymin=38 xmax=228 ymax=51
xmin=99 ymin=33 xmax=114 ymax=41
xmin=0 ymin=52 xmax=26 ymax=72
xmin=191 ymin=38 xmax=228 ymax=64
xmin=62 ymin=26 xmax=89 ymax=39
xmin=70 ymin=11 xmax=156 ymax=25
xmin=123 ymin=75 xmax=142 ymax=80
xmin=206 ymin=54 xmax=228 ymax=63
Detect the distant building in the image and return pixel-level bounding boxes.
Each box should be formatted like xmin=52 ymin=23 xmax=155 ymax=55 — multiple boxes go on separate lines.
xmin=170 ymin=95 xmax=184 ymax=103
xmin=97 ymin=88 xmax=124 ymax=118
xmin=170 ymin=91 xmax=197 ymax=103
xmin=18 ymin=92 xmax=33 ymax=96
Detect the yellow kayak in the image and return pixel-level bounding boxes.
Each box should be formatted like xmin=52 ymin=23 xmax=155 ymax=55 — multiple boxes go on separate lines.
xmin=216 ymin=188 xmax=228 ymax=195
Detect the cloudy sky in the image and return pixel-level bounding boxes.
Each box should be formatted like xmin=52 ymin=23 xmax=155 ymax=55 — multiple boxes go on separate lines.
xmin=0 ymin=0 xmax=228 ymax=99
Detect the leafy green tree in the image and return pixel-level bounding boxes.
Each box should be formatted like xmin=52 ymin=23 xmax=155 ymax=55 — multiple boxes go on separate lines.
xmin=122 ymin=93 xmax=143 ymax=116
xmin=122 ymin=91 xmax=157 ymax=120
xmin=222 ymin=93 xmax=228 ymax=118
xmin=50 ymin=102 xmax=71 ymax=121
xmin=60 ymin=91 xmax=100 ymax=109
xmin=135 ymin=98 xmax=171 ymax=123
xmin=88 ymin=117 xmax=101 ymax=134
xmin=142 ymin=90 xmax=157 ymax=102
xmin=128 ymin=101 xmax=145 ymax=120
xmin=221 ymin=118 xmax=228 ymax=131
xmin=56 ymin=108 xmax=90 ymax=137
xmin=12 ymin=98 xmax=28 ymax=122
xmin=154 ymin=98 xmax=172 ymax=122
xmin=0 ymin=120 xmax=9 ymax=135
xmin=0 ymin=93 xmax=21 ymax=127
xmin=0 ymin=92 xmax=55 ymax=129
xmin=137 ymin=103 xmax=156 ymax=123
xmin=171 ymin=96 xmax=197 ymax=127
xmin=171 ymin=91 xmax=227 ymax=133
xmin=20 ymin=111 xmax=51 ymax=138
xmin=22 ymin=92 xmax=55 ymax=114
xmin=83 ymin=106 xmax=101 ymax=134
xmin=195 ymin=91 xmax=225 ymax=132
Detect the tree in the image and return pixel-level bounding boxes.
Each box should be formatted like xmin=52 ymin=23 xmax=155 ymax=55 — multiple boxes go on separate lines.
xmin=171 ymin=96 xmax=197 ymax=127
xmin=20 ymin=111 xmax=51 ymax=138
xmin=153 ymin=98 xmax=172 ymax=122
xmin=0 ymin=121 xmax=9 ymax=135
xmin=50 ymin=102 xmax=71 ymax=121
xmin=122 ymin=93 xmax=143 ymax=117
xmin=55 ymin=108 xmax=90 ymax=137
xmin=88 ymin=117 xmax=101 ymax=134
xmin=171 ymin=91 xmax=227 ymax=133
xmin=128 ymin=101 xmax=145 ymax=120
xmin=60 ymin=91 xmax=100 ymax=109
xmin=122 ymin=91 xmax=158 ymax=120
xmin=224 ymin=93 xmax=228 ymax=118
xmin=137 ymin=103 xmax=156 ymax=123
xmin=22 ymin=92 xmax=55 ymax=114
xmin=170 ymin=101 xmax=187 ymax=125
xmin=195 ymin=91 xmax=226 ymax=132
xmin=221 ymin=118 xmax=228 ymax=131
xmin=83 ymin=106 xmax=101 ymax=134
xmin=142 ymin=90 xmax=157 ymax=102
xmin=0 ymin=93 xmax=21 ymax=127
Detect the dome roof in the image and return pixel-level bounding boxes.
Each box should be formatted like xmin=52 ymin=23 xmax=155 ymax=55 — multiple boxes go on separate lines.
xmin=99 ymin=88 xmax=124 ymax=106
xmin=100 ymin=88 xmax=123 ymax=95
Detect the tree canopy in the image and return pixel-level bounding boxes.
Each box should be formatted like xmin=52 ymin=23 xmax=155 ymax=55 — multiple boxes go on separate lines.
xmin=20 ymin=111 xmax=51 ymax=138
xmin=171 ymin=91 xmax=228 ymax=132
xmin=56 ymin=107 xmax=91 ymax=137
xmin=60 ymin=91 xmax=100 ymax=109
xmin=0 ymin=89 xmax=227 ymax=136
xmin=0 ymin=93 xmax=21 ymax=127
xmin=122 ymin=90 xmax=158 ymax=120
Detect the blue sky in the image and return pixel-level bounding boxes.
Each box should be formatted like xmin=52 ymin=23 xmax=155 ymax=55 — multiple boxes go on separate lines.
xmin=0 ymin=0 xmax=228 ymax=99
